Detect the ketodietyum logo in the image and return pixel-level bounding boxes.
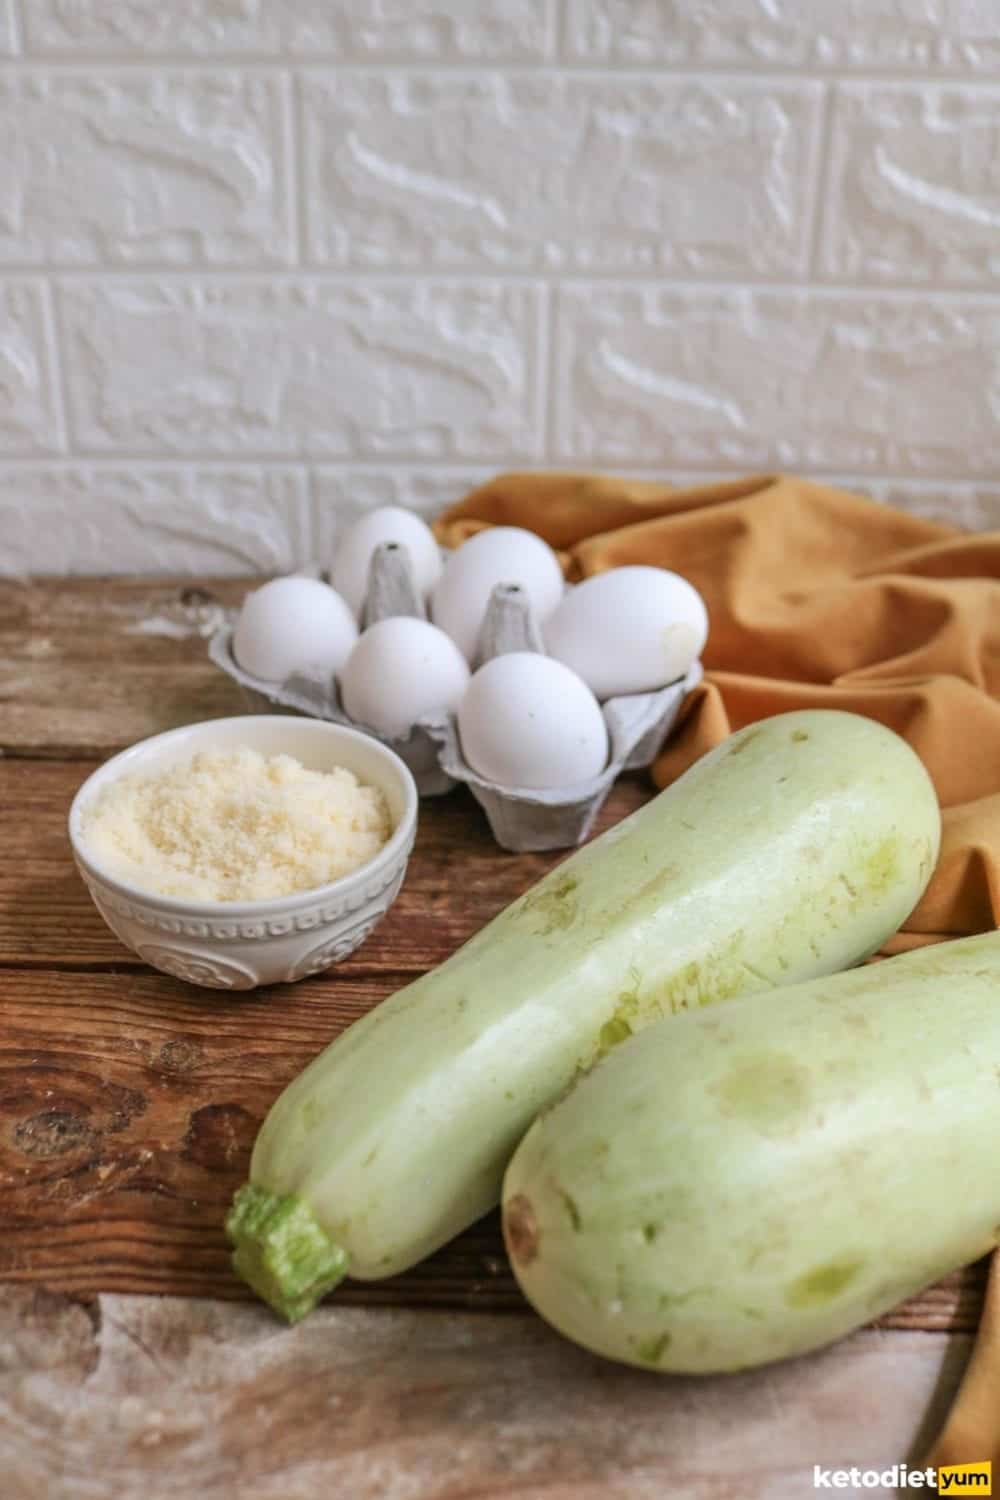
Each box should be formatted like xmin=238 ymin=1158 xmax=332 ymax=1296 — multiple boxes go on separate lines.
xmin=813 ymin=1461 xmax=991 ymax=1493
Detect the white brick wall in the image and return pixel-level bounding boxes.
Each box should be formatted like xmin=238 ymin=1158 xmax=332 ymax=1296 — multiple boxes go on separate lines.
xmin=1 ymin=2 xmax=998 ymax=575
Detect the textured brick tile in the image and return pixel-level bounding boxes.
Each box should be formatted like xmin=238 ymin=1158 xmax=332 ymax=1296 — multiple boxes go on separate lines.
xmin=0 ymin=1 xmax=17 ymax=53
xmin=303 ymin=74 xmax=820 ymax=275
xmin=0 ymin=464 xmax=313 ymax=575
xmin=312 ymin=466 xmax=489 ymax=563
xmin=566 ymin=0 xmax=1000 ymax=70
xmin=778 ymin=474 xmax=1000 ymax=532
xmin=24 ymin=0 xmax=553 ymax=58
xmin=879 ymin=481 xmax=1000 ymax=531
xmin=555 ymin=285 xmax=1000 ymax=476
xmin=506 ymin=469 xmax=999 ymax=534
xmin=0 ymin=281 xmax=63 ymax=453
xmin=60 ymin=279 xmax=543 ymax=458
xmin=823 ymin=84 xmax=1000 ymax=285
xmin=23 ymin=0 xmax=272 ymax=52
xmin=0 ymin=72 xmax=292 ymax=266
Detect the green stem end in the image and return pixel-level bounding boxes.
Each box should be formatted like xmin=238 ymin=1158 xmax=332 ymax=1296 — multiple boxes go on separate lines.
xmin=226 ymin=1183 xmax=349 ymax=1324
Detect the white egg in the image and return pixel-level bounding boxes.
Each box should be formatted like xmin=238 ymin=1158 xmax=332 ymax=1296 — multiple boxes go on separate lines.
xmin=332 ymin=507 xmax=443 ymax=618
xmin=544 ymin=566 xmax=708 ymax=699
xmin=232 ymin=576 xmax=358 ymax=684
xmin=339 ymin=617 xmax=470 ymax=739
xmin=457 ymin=653 xmax=609 ymax=790
xmin=431 ymin=527 xmax=564 ymax=663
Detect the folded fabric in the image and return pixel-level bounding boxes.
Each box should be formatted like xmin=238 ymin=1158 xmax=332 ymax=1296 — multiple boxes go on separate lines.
xmin=435 ymin=472 xmax=1000 ymax=952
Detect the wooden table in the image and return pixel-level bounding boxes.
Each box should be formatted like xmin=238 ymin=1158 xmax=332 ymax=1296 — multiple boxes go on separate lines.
xmin=0 ymin=577 xmax=983 ymax=1499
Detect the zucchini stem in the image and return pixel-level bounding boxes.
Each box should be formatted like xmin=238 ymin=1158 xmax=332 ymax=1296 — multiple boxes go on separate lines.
xmin=226 ymin=1183 xmax=349 ymax=1323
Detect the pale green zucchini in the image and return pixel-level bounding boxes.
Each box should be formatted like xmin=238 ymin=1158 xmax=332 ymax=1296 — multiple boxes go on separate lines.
xmin=227 ymin=710 xmax=940 ymax=1321
xmin=502 ymin=931 xmax=1000 ymax=1374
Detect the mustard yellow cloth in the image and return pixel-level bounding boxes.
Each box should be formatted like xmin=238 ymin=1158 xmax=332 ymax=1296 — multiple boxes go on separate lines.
xmin=436 ymin=471 xmax=1000 ymax=955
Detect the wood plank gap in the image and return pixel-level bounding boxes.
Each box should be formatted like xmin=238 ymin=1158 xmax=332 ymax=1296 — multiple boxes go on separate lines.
xmin=1 ymin=746 xmax=134 ymax=761
xmin=0 ymin=957 xmax=434 ymax=978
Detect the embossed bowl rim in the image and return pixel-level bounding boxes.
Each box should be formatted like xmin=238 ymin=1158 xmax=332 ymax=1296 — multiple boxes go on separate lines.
xmin=68 ymin=714 xmax=419 ymax=920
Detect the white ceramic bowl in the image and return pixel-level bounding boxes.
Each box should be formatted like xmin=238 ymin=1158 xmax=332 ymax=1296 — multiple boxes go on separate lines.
xmin=68 ymin=716 xmax=419 ymax=991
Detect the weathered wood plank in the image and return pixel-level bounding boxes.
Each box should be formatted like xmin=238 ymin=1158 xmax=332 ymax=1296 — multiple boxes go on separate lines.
xmin=0 ymin=966 xmax=987 ymax=1330
xmin=0 ymin=759 xmax=648 ymax=970
xmin=0 ymin=576 xmax=247 ymax=757
xmin=0 ymin=574 xmax=987 ymax=1358
xmin=0 ymin=966 xmax=468 ymax=1295
xmin=0 ymin=1286 xmax=972 ymax=1500
xmin=0 ymin=964 xmax=533 ymax=1309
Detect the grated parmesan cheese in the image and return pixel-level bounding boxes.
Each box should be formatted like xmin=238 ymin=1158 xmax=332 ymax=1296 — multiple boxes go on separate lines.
xmin=80 ymin=747 xmax=392 ymax=902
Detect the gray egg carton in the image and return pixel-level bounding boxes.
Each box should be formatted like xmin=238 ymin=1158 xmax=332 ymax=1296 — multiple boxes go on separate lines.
xmin=209 ymin=542 xmax=702 ymax=852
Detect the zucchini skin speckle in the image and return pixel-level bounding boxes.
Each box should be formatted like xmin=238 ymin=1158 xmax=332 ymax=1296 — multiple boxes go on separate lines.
xmin=503 ymin=932 xmax=1000 ymax=1373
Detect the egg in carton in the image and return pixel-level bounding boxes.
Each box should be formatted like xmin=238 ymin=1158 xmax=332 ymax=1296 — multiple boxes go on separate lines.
xmin=432 ymin=584 xmax=702 ymax=851
xmin=209 ymin=543 xmax=458 ymax=796
xmin=209 ymin=542 xmax=703 ymax=852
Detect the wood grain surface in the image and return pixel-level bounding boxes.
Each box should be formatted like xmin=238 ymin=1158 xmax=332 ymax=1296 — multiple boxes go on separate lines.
xmin=0 ymin=576 xmax=988 ymax=1336
xmin=0 ymin=1286 xmax=971 ymax=1500
xmin=0 ymin=577 xmax=247 ymax=758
